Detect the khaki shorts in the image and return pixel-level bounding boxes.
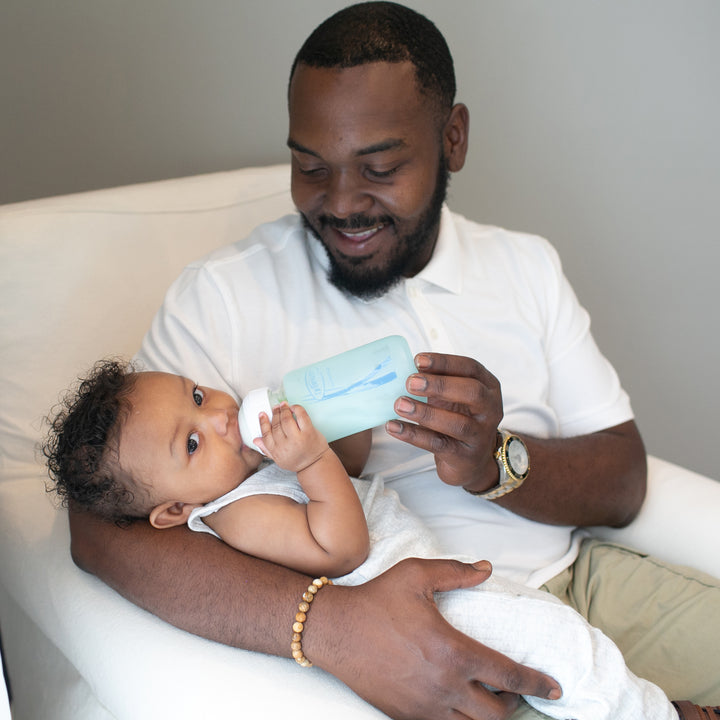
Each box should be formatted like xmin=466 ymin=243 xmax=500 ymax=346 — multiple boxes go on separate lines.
xmin=511 ymin=538 xmax=720 ymax=719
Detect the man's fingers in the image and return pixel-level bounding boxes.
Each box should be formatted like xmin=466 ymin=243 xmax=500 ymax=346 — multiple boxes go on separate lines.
xmin=394 ymin=395 xmax=484 ymax=442
xmin=416 ymin=557 xmax=494 ymax=594
xmin=408 ymin=558 xmax=564 ymax=703
xmin=415 ymin=352 xmax=488 ymax=377
xmin=386 ymin=412 xmax=460 ymax=455
xmin=408 ymin=372 xmax=489 ymax=407
xmin=450 ymin=688 xmax=521 ymax=720
xmin=468 ymin=642 xmax=562 ymax=702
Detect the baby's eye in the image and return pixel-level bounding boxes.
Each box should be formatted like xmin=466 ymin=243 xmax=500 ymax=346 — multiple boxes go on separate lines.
xmin=187 ymin=432 xmax=200 ymax=455
xmin=192 ymin=386 xmax=205 ymax=406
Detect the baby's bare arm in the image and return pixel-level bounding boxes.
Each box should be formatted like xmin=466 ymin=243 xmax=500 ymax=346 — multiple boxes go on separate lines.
xmin=211 ymin=404 xmax=369 ymax=576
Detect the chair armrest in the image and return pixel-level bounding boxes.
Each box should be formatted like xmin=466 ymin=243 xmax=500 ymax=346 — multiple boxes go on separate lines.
xmin=0 ymin=478 xmax=387 ymax=720
xmin=589 ymin=455 xmax=719 ymax=579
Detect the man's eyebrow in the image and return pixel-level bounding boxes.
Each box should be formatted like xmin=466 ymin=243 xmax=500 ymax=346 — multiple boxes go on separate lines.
xmin=286 ymin=137 xmax=407 ymax=158
xmin=287 ymin=139 xmax=319 ymax=157
xmin=355 ymin=138 xmax=407 ymax=156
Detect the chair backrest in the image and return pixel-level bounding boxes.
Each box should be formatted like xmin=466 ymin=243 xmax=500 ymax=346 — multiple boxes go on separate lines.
xmin=0 ymin=164 xmax=294 ymax=481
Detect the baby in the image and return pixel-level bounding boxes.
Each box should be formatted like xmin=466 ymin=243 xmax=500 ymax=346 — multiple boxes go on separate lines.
xmin=45 ymin=359 xmax=705 ymax=720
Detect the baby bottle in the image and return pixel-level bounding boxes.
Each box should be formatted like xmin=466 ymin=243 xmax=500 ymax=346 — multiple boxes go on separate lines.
xmin=238 ymin=335 xmax=420 ymax=451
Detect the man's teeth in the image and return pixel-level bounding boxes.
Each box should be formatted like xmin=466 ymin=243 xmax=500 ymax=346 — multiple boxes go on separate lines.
xmin=340 ymin=224 xmax=384 ymax=240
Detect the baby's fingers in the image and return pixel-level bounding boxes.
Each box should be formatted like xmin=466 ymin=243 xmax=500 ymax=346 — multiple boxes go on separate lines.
xmin=253 ymin=411 xmax=274 ymax=456
xmin=273 ymin=403 xmax=301 ymax=436
xmin=258 ymin=410 xmax=272 ymax=433
xmin=288 ymin=404 xmax=311 ymax=431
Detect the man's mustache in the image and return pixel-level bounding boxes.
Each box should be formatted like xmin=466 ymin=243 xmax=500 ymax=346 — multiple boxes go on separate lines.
xmin=317 ymin=214 xmax=394 ymax=230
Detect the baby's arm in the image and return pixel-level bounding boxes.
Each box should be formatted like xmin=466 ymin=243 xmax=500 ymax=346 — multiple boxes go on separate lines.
xmin=206 ymin=404 xmax=370 ymax=577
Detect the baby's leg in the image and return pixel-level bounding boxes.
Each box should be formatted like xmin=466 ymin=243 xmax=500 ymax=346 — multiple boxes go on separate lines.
xmin=435 ymin=576 xmax=676 ymax=720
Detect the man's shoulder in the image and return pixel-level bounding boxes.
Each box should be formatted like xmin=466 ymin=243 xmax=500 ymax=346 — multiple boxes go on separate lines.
xmin=446 ymin=208 xmax=559 ymax=265
xmin=188 ymin=212 xmax=308 ymax=271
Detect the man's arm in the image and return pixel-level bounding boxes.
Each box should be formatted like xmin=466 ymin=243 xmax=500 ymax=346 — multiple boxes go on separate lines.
xmin=387 ymin=353 xmax=647 ymax=528
xmin=329 ymin=428 xmax=373 ymax=478
xmin=495 ymin=419 xmax=646 ymax=527
xmin=69 ymin=509 xmax=561 ymax=720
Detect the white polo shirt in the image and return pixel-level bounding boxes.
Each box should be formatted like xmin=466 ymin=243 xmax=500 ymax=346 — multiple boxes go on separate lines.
xmin=137 ymin=206 xmax=633 ymax=586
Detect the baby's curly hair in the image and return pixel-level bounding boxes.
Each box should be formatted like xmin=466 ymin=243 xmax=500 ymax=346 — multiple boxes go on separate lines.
xmin=43 ymin=358 xmax=146 ymax=525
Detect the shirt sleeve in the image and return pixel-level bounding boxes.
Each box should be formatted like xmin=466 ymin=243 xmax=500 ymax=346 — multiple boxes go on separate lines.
xmin=134 ymin=259 xmax=238 ymax=399
xmin=531 ymin=238 xmax=634 ymax=436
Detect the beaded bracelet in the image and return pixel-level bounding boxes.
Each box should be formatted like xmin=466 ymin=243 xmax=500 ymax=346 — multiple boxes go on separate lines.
xmin=291 ymin=576 xmax=332 ymax=667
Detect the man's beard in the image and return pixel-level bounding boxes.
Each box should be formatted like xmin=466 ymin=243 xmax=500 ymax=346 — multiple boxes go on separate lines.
xmin=302 ymin=158 xmax=450 ymax=300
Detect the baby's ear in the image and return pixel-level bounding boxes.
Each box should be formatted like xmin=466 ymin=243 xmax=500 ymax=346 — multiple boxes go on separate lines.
xmin=149 ymin=501 xmax=197 ymax=529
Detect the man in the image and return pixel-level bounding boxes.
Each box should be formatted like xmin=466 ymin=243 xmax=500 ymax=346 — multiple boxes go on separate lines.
xmin=69 ymin=3 xmax=720 ymax=719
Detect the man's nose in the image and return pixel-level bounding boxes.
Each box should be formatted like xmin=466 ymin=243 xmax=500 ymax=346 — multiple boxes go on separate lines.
xmin=323 ymin=170 xmax=373 ymax=219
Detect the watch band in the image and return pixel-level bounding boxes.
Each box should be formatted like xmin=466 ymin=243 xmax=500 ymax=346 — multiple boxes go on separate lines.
xmin=464 ymin=430 xmax=529 ymax=500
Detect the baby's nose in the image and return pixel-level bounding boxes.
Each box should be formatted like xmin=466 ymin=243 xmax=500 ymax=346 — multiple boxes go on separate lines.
xmin=208 ymin=407 xmax=229 ymax=435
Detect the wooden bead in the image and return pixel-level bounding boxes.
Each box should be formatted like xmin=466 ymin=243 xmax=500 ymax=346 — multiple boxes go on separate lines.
xmin=291 ymin=577 xmax=332 ymax=667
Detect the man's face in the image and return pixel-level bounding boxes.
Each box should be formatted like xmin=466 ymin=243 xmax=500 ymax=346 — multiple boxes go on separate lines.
xmin=288 ymin=61 xmax=450 ymax=299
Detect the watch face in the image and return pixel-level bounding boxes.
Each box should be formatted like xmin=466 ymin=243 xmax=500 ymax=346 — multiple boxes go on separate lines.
xmin=507 ymin=437 xmax=529 ymax=476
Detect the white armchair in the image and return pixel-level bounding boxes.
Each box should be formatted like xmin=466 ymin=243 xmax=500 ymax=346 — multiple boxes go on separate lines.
xmin=1 ymin=164 xmax=718 ymax=719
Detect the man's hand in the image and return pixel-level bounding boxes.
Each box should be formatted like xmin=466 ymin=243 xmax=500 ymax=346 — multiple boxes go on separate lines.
xmin=305 ymin=557 xmax=562 ymax=720
xmin=386 ymin=352 xmax=504 ymax=493
xmin=386 ymin=351 xmax=647 ymax=528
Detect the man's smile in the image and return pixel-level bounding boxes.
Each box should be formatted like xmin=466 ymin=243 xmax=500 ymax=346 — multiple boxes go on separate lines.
xmin=329 ymin=223 xmax=391 ymax=258
xmin=337 ymin=223 xmax=385 ymax=241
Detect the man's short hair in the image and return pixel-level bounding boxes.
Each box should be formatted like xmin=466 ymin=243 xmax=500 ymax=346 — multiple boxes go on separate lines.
xmin=289 ymin=2 xmax=456 ymax=117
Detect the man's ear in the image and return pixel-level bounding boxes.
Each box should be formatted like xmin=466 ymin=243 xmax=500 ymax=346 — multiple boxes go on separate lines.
xmin=442 ymin=103 xmax=470 ymax=173
xmin=149 ymin=501 xmax=198 ymax=529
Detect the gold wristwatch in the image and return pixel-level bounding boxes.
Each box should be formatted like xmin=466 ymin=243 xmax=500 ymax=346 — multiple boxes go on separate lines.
xmin=465 ymin=430 xmax=530 ymax=500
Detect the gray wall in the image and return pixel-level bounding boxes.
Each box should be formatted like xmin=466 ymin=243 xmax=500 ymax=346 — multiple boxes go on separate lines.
xmin=2 ymin=1 xmax=718 ymax=478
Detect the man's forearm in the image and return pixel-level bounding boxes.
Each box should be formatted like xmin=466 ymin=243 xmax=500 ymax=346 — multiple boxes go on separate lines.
xmin=69 ymin=508 xmax=310 ymax=654
xmin=494 ymin=420 xmax=647 ymax=528
xmin=68 ymin=507 xmax=562 ymax=720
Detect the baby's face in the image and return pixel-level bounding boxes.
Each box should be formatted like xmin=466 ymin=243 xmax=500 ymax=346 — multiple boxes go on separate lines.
xmin=118 ymin=372 xmax=263 ymax=507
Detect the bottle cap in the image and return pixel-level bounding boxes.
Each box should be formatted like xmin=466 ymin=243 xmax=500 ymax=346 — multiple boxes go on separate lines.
xmin=238 ymin=387 xmax=272 ymax=454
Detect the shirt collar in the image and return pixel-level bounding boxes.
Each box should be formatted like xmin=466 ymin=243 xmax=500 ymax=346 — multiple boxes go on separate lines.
xmin=414 ymin=205 xmax=463 ymax=295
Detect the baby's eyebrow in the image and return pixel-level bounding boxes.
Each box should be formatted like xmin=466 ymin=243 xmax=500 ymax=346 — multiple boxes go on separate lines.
xmin=168 ymin=375 xmax=191 ymax=459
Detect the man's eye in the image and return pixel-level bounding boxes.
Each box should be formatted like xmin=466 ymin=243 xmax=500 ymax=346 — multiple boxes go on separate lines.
xmin=187 ymin=432 xmax=200 ymax=455
xmin=367 ymin=166 xmax=399 ymax=179
xmin=192 ymin=386 xmax=205 ymax=406
xmin=297 ymin=166 xmax=326 ymax=177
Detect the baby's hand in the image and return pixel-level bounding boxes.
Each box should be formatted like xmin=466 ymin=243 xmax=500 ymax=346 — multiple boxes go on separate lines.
xmin=255 ymin=403 xmax=330 ymax=472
